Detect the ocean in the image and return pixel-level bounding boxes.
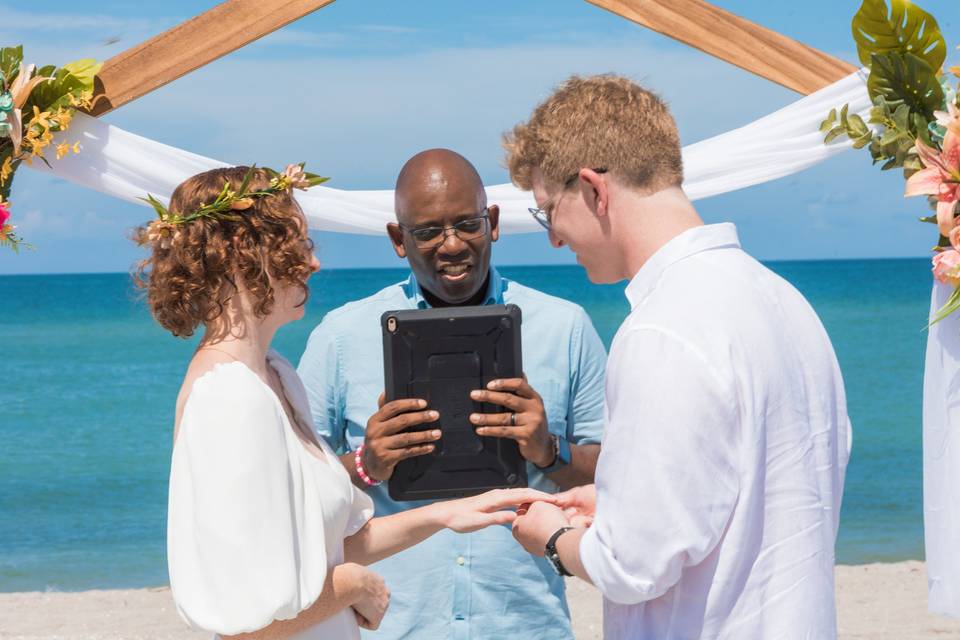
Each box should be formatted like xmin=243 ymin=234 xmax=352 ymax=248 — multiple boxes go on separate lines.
xmin=0 ymin=260 xmax=931 ymax=591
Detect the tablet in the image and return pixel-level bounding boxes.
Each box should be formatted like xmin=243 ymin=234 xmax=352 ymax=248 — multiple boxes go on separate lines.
xmin=382 ymin=304 xmax=526 ymax=501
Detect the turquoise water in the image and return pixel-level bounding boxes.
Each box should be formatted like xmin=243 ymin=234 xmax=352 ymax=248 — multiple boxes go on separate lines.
xmin=0 ymin=260 xmax=930 ymax=591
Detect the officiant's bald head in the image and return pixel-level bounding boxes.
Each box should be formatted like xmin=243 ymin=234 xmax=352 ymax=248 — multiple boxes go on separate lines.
xmin=388 ymin=148 xmax=500 ymax=306
xmin=394 ymin=149 xmax=486 ymax=221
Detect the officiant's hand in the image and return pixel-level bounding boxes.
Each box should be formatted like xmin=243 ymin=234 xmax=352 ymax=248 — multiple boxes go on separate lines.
xmin=363 ymin=393 xmax=442 ymax=481
xmin=469 ymin=377 xmax=554 ymax=467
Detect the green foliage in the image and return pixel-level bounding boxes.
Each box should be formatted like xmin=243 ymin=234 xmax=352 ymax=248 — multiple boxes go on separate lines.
xmin=929 ymin=282 xmax=960 ymax=326
xmin=61 ymin=59 xmax=100 ymax=90
xmin=0 ymin=46 xmax=23 ymax=84
xmin=823 ymin=1 xmax=949 ymax=179
xmin=25 ymin=62 xmax=100 ymax=116
xmin=852 ymin=0 xmax=947 ymax=71
xmin=868 ymin=51 xmax=944 ymax=118
xmin=821 ymin=103 xmax=873 ymax=149
xmin=865 ymin=96 xmax=928 ymax=172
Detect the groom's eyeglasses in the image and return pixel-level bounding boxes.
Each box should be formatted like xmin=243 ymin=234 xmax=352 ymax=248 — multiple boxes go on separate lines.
xmin=528 ymin=168 xmax=607 ymax=231
xmin=399 ymin=210 xmax=490 ymax=249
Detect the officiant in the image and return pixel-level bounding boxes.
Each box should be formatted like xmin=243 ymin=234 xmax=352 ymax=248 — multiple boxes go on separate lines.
xmin=297 ymin=148 xmax=606 ymax=639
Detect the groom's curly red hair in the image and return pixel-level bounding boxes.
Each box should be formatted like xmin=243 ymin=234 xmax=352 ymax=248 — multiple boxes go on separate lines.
xmin=132 ymin=166 xmax=316 ymax=338
xmin=503 ymin=74 xmax=684 ymax=193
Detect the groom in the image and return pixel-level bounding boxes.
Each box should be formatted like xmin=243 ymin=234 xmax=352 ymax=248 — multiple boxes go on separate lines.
xmin=508 ymin=75 xmax=853 ymax=639
xmin=298 ymin=148 xmax=607 ymax=639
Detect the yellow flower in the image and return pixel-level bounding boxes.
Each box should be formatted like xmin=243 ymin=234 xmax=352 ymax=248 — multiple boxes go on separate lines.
xmin=0 ymin=156 xmax=12 ymax=185
xmin=56 ymin=142 xmax=71 ymax=159
xmin=31 ymin=106 xmax=52 ymax=131
xmin=68 ymin=91 xmax=93 ymax=110
xmin=55 ymin=108 xmax=73 ymax=130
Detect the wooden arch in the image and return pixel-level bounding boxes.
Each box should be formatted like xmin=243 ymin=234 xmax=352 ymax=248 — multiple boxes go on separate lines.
xmin=87 ymin=0 xmax=857 ymax=118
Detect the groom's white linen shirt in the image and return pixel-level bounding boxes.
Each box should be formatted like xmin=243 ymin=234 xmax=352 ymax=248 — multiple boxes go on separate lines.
xmin=579 ymin=223 xmax=852 ymax=639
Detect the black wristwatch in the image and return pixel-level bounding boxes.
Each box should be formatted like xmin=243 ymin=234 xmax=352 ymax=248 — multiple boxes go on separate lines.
xmin=536 ymin=434 xmax=571 ymax=474
xmin=545 ymin=526 xmax=575 ymax=576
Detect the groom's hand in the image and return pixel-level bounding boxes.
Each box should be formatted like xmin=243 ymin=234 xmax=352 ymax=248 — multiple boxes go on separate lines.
xmin=512 ymin=501 xmax=572 ymax=556
xmin=363 ymin=393 xmax=441 ymax=481
xmin=469 ymin=377 xmax=554 ymax=467
xmin=555 ymin=484 xmax=597 ymax=527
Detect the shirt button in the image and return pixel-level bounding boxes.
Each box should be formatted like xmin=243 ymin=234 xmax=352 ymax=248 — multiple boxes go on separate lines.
xmin=456 ymin=556 xmax=466 ymax=566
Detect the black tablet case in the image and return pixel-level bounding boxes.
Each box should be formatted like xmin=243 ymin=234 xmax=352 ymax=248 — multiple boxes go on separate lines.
xmin=382 ymin=304 xmax=526 ymax=501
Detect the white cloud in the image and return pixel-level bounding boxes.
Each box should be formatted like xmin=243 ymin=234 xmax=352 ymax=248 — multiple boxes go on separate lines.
xmin=0 ymin=7 xmax=157 ymax=33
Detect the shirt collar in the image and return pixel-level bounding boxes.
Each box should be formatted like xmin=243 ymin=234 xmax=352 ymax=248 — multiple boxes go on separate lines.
xmin=404 ymin=266 xmax=503 ymax=309
xmin=624 ymin=222 xmax=741 ymax=310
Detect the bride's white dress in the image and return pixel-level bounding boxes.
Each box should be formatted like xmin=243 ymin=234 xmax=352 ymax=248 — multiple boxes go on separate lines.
xmin=167 ymin=350 xmax=373 ymax=639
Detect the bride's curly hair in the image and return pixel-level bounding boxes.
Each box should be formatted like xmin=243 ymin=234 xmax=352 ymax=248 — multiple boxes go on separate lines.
xmin=132 ymin=166 xmax=316 ymax=338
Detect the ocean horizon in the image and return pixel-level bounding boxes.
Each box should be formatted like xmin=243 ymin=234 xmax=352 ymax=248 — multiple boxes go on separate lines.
xmin=0 ymin=258 xmax=933 ymax=592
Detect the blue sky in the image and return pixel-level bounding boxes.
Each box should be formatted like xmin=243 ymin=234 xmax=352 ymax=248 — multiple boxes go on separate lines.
xmin=0 ymin=0 xmax=957 ymax=274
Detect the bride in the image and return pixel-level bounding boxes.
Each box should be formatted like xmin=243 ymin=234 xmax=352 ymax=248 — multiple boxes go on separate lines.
xmin=133 ymin=165 xmax=550 ymax=639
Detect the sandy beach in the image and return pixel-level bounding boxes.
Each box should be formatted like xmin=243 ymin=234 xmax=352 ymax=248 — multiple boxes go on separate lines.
xmin=1 ymin=561 xmax=957 ymax=639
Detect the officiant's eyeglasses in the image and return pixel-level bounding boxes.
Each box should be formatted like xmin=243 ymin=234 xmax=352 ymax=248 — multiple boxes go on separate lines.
xmin=529 ymin=168 xmax=607 ymax=231
xmin=399 ymin=210 xmax=490 ymax=249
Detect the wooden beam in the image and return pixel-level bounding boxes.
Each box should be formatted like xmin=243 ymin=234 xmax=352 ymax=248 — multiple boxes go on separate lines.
xmin=88 ymin=0 xmax=337 ymax=116
xmin=585 ymin=0 xmax=857 ymax=95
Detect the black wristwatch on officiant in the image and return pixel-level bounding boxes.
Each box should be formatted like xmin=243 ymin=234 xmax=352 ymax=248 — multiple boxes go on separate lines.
xmin=535 ymin=434 xmax=571 ymax=474
xmin=545 ymin=526 xmax=575 ymax=576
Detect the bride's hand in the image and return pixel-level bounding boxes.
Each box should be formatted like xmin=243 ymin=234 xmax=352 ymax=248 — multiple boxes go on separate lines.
xmin=341 ymin=563 xmax=390 ymax=630
xmin=439 ymin=488 xmax=557 ymax=533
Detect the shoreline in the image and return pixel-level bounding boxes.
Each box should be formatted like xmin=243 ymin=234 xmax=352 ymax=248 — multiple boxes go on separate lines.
xmin=2 ymin=562 xmax=959 ymax=639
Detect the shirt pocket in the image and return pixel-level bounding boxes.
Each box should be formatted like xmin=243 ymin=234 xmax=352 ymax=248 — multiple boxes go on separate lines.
xmin=536 ymin=379 xmax=570 ymax=438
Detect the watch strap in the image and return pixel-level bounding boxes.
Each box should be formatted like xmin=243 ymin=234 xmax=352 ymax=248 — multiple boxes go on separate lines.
xmin=545 ymin=526 xmax=575 ymax=577
xmin=537 ymin=434 xmax=571 ymax=474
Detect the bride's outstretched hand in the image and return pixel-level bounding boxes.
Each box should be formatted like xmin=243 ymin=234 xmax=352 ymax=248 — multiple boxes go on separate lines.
xmin=440 ymin=488 xmax=558 ymax=533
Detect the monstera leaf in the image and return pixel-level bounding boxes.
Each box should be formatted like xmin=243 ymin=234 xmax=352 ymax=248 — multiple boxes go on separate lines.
xmin=867 ymin=51 xmax=944 ymax=119
xmin=61 ymin=59 xmax=101 ymax=92
xmin=852 ymin=0 xmax=946 ymax=71
xmin=25 ymin=66 xmax=87 ymax=113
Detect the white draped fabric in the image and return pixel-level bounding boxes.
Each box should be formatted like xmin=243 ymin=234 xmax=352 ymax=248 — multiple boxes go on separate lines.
xmin=29 ymin=71 xmax=872 ymax=235
xmin=924 ymin=283 xmax=960 ymax=616
xmin=25 ymin=68 xmax=960 ymax=617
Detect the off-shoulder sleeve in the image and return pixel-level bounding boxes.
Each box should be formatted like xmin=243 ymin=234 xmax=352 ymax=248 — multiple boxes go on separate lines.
xmin=345 ymin=481 xmax=374 ymax=536
xmin=167 ymin=363 xmax=328 ymax=636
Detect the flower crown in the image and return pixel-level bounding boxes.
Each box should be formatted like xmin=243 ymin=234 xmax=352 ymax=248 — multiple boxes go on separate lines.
xmin=140 ymin=163 xmax=327 ymax=249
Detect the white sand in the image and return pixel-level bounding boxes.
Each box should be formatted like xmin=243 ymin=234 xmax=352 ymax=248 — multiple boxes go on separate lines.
xmin=1 ymin=562 xmax=958 ymax=639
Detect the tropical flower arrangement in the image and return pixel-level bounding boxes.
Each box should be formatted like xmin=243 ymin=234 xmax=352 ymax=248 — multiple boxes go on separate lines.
xmin=822 ymin=0 xmax=960 ymax=322
xmin=0 ymin=45 xmax=101 ymax=252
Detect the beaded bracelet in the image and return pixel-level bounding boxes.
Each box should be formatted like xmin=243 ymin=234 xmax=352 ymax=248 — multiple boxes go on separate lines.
xmin=354 ymin=443 xmax=382 ymax=487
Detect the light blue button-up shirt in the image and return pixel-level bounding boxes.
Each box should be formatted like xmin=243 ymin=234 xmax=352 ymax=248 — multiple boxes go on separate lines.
xmin=298 ymin=267 xmax=606 ymax=640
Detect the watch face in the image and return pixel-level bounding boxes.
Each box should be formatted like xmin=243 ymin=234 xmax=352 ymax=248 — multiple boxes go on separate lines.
xmin=547 ymin=551 xmax=566 ymax=576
